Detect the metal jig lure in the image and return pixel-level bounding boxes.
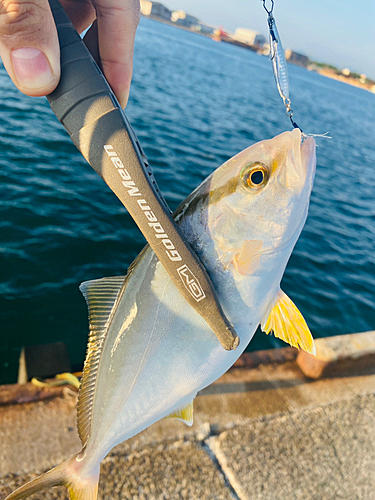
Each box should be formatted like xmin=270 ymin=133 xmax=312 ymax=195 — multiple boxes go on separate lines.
xmin=262 ymin=0 xmax=301 ymax=131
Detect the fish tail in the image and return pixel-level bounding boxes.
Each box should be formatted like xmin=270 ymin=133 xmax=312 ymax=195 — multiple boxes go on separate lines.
xmin=5 ymin=453 xmax=99 ymax=500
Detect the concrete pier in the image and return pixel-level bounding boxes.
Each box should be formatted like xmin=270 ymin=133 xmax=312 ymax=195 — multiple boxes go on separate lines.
xmin=1 ymin=332 xmax=375 ymax=499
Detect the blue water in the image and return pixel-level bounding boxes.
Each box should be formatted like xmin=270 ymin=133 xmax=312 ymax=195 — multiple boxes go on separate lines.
xmin=0 ymin=18 xmax=375 ymax=384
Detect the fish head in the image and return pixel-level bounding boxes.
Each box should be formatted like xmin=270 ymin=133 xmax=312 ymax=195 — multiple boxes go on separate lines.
xmin=207 ymin=129 xmax=316 ymax=276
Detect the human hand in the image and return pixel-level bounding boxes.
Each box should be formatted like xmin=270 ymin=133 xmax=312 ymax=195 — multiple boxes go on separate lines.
xmin=0 ymin=0 xmax=140 ymax=108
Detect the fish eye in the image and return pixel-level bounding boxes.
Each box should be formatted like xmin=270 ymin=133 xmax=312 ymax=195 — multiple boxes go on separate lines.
xmin=250 ymin=170 xmax=264 ymax=185
xmin=241 ymin=162 xmax=269 ymax=190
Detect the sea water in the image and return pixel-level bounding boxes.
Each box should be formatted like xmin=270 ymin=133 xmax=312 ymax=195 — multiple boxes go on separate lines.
xmin=0 ymin=17 xmax=374 ymax=383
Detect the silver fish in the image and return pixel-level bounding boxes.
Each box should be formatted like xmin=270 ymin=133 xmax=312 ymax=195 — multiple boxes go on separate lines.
xmin=7 ymin=129 xmax=316 ymax=500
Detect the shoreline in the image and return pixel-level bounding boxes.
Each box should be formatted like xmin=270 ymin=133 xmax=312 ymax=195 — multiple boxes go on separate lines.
xmin=2 ymin=330 xmax=374 ymax=403
xmin=142 ymin=15 xmax=375 ymax=94
xmin=311 ymin=67 xmax=375 ymax=93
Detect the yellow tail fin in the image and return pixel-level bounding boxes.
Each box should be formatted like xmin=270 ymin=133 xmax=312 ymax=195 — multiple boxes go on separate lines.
xmin=5 ymin=454 xmax=99 ymax=500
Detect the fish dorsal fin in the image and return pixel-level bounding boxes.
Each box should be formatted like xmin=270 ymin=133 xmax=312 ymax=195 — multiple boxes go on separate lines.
xmin=77 ymin=276 xmax=126 ymax=446
xmin=233 ymin=239 xmax=263 ymax=275
xmin=261 ymin=289 xmax=316 ymax=355
xmin=165 ymin=401 xmax=194 ymax=426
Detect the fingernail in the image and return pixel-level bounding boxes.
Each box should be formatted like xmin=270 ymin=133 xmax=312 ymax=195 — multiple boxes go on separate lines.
xmin=11 ymin=48 xmax=53 ymax=90
xmin=117 ymin=90 xmax=130 ymax=109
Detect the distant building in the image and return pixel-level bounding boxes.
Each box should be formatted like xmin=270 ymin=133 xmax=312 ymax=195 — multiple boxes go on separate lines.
xmin=171 ymin=10 xmax=199 ymax=27
xmin=285 ymin=49 xmax=309 ymax=68
xmin=233 ymin=28 xmax=266 ymax=47
xmin=192 ymin=23 xmax=215 ymax=35
xmin=260 ymin=42 xmax=270 ymax=56
xmin=140 ymin=1 xmax=171 ymax=21
xmin=341 ymin=68 xmax=351 ymax=76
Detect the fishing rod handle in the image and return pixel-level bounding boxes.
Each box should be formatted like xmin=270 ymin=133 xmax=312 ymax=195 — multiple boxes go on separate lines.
xmin=46 ymin=0 xmax=239 ymax=351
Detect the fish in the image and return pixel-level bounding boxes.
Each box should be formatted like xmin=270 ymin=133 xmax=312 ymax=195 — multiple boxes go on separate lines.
xmin=6 ymin=128 xmax=316 ymax=500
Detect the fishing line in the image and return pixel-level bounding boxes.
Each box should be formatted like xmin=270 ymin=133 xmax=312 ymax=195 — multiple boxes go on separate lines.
xmin=261 ymin=0 xmax=331 ymax=140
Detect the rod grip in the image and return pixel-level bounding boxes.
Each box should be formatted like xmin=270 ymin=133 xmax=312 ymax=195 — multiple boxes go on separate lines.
xmin=47 ymin=0 xmax=166 ymax=205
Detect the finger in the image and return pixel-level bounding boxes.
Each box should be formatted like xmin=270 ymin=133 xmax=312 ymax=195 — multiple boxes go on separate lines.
xmin=0 ymin=0 xmax=60 ymax=96
xmin=92 ymin=0 xmax=140 ymax=108
xmin=60 ymin=0 xmax=95 ymax=33
xmin=83 ymin=19 xmax=100 ymax=68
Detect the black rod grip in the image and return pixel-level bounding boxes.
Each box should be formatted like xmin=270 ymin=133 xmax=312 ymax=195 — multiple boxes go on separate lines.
xmin=46 ymin=0 xmax=239 ymax=351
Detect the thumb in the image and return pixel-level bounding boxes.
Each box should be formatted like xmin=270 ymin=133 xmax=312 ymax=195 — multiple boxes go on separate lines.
xmin=0 ymin=0 xmax=60 ymax=96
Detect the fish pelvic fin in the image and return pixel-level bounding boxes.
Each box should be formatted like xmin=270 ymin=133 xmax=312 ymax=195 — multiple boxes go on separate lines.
xmin=261 ymin=289 xmax=316 ymax=355
xmin=5 ymin=453 xmax=99 ymax=500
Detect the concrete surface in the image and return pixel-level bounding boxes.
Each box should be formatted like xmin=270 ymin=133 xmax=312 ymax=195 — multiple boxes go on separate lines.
xmin=1 ymin=350 xmax=375 ymax=499
xmin=297 ymin=330 xmax=375 ymax=378
xmin=209 ymin=393 xmax=375 ymax=500
xmin=1 ymin=441 xmax=236 ymax=500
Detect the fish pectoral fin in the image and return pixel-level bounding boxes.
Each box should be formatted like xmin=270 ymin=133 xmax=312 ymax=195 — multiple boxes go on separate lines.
xmin=165 ymin=401 xmax=194 ymax=426
xmin=233 ymin=239 xmax=263 ymax=275
xmin=261 ymin=289 xmax=316 ymax=355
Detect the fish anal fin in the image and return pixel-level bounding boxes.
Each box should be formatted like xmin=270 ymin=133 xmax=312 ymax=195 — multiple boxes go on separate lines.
xmin=261 ymin=289 xmax=316 ymax=355
xmin=165 ymin=401 xmax=194 ymax=426
xmin=77 ymin=276 xmax=126 ymax=446
xmin=233 ymin=239 xmax=263 ymax=275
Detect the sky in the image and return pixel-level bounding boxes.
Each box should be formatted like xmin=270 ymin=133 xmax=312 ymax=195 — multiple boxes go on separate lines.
xmin=162 ymin=0 xmax=375 ymax=79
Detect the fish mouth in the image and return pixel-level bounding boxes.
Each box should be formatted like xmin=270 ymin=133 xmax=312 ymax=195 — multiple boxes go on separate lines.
xmin=300 ymin=135 xmax=316 ymax=186
xmin=279 ymin=129 xmax=316 ymax=188
xmin=269 ymin=130 xmax=316 ymax=251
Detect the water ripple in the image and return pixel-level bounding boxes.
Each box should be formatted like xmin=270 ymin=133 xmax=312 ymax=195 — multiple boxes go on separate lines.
xmin=0 ymin=18 xmax=374 ymax=382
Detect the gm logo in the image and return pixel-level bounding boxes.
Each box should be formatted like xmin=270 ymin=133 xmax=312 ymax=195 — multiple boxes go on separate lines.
xmin=177 ymin=265 xmax=206 ymax=302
